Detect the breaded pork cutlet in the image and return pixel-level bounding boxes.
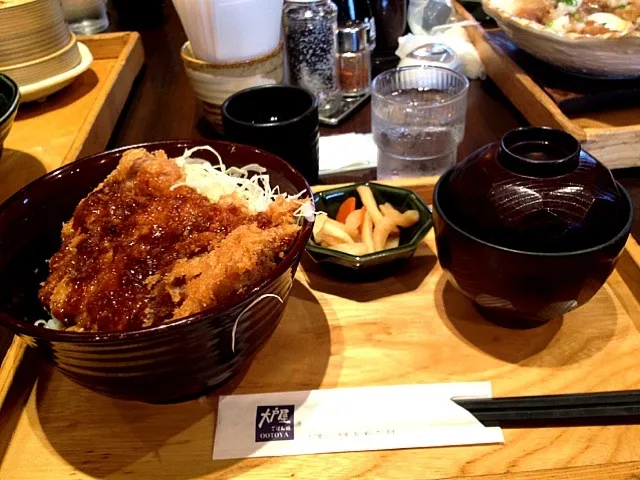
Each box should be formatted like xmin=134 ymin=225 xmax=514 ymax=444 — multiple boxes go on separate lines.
xmin=39 ymin=148 xmax=301 ymax=332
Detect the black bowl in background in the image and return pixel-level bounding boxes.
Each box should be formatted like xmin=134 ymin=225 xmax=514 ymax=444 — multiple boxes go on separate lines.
xmin=433 ymin=167 xmax=633 ymax=326
xmin=222 ymin=84 xmax=320 ymax=184
xmin=0 ymin=74 xmax=19 ymax=157
xmin=0 ymin=140 xmax=313 ymax=403
xmin=307 ymin=182 xmax=433 ymax=280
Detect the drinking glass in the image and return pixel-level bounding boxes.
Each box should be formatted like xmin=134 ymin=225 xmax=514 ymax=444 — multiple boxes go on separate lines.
xmin=61 ymin=0 xmax=109 ymax=35
xmin=372 ymin=65 xmax=469 ymax=179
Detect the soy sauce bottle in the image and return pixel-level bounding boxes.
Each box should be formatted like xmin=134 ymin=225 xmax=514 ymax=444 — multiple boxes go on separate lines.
xmin=369 ymin=0 xmax=407 ymax=72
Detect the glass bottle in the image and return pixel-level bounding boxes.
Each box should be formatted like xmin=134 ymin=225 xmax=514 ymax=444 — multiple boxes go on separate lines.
xmin=336 ymin=23 xmax=373 ymax=97
xmin=284 ymin=0 xmax=341 ymax=116
xmin=333 ymin=0 xmax=375 ymax=97
xmin=369 ymin=0 xmax=407 ymax=68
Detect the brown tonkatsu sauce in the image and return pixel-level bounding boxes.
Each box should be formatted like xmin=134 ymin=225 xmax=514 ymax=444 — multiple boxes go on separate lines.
xmin=39 ymin=149 xmax=300 ymax=332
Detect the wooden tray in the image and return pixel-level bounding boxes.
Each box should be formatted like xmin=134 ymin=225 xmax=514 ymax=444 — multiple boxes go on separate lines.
xmin=2 ymin=177 xmax=640 ymax=479
xmin=0 ymin=31 xmax=143 ymax=414
xmin=453 ymin=1 xmax=640 ymax=170
xmin=484 ymin=31 xmax=640 ymax=114
xmin=0 ymin=31 xmax=144 ymax=204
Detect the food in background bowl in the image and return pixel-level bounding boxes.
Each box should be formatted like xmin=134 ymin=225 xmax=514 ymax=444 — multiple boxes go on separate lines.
xmin=483 ymin=0 xmax=640 ymax=77
xmin=313 ymin=185 xmax=420 ymax=256
xmin=0 ymin=140 xmax=313 ymax=403
xmin=509 ymin=0 xmax=640 ymax=35
xmin=38 ymin=146 xmax=310 ymax=333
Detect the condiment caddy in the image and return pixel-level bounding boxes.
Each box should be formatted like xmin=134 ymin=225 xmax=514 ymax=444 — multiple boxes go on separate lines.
xmin=283 ymin=0 xmax=376 ymax=126
xmin=317 ymin=94 xmax=370 ymax=126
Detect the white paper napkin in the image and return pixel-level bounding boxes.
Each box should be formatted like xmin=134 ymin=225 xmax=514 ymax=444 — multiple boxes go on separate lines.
xmin=213 ymin=382 xmax=504 ymax=459
xmin=319 ymin=133 xmax=378 ymax=175
xmin=396 ymin=28 xmax=486 ymax=79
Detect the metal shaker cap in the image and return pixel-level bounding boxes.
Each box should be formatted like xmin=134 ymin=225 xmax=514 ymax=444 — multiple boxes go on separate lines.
xmin=337 ymin=22 xmax=373 ymax=53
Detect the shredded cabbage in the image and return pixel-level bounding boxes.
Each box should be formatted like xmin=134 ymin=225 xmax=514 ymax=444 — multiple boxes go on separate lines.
xmin=34 ymin=317 xmax=64 ymax=330
xmin=171 ymin=146 xmax=312 ymax=216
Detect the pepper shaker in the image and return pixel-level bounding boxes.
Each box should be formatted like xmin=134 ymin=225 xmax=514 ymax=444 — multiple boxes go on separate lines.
xmin=284 ymin=0 xmax=341 ymax=116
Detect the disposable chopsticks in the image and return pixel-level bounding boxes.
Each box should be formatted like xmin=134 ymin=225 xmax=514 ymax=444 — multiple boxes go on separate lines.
xmin=453 ymin=390 xmax=640 ymax=428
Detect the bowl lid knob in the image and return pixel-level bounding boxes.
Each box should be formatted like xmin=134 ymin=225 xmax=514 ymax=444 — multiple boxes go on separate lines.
xmin=498 ymin=127 xmax=581 ymax=178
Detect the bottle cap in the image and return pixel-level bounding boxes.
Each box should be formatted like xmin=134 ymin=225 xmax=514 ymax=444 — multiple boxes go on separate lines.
xmin=337 ymin=22 xmax=373 ymax=53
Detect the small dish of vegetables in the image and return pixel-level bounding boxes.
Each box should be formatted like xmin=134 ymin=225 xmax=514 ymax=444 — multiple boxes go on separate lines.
xmin=307 ymin=182 xmax=433 ymax=277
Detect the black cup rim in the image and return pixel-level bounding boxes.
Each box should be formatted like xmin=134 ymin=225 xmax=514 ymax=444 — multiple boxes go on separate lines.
xmin=222 ymin=85 xmax=318 ymax=129
xmin=0 ymin=73 xmax=19 ymax=126
xmin=433 ymin=166 xmax=634 ymax=257
xmin=499 ymin=126 xmax=581 ymax=177
xmin=0 ymin=139 xmax=313 ymax=343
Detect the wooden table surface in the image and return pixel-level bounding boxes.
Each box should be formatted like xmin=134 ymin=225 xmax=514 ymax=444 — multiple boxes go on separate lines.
xmin=2 ymin=192 xmax=640 ymax=480
xmin=107 ymin=1 xmax=640 ymax=240
xmin=3 ymin=2 xmax=640 ymax=479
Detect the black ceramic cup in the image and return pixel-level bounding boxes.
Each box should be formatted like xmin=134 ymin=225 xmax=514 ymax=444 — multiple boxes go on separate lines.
xmin=222 ymin=85 xmax=320 ymax=184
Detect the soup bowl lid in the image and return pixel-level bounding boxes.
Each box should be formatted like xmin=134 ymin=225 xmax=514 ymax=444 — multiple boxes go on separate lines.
xmin=438 ymin=127 xmax=629 ymax=252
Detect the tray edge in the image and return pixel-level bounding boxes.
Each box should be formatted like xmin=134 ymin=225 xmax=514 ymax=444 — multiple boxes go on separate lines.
xmin=63 ymin=31 xmax=144 ymax=166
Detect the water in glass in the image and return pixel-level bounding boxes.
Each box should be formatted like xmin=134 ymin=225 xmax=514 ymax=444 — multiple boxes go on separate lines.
xmin=373 ymin=87 xmax=465 ymax=179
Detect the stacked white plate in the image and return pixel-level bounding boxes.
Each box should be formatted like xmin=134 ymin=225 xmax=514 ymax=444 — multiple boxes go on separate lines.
xmin=0 ymin=0 xmax=93 ymax=101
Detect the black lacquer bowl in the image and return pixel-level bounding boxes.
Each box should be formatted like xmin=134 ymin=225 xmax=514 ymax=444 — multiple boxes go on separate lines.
xmin=433 ymin=127 xmax=633 ymax=325
xmin=0 ymin=140 xmax=313 ymax=403
xmin=0 ymin=74 xmax=19 ymax=157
